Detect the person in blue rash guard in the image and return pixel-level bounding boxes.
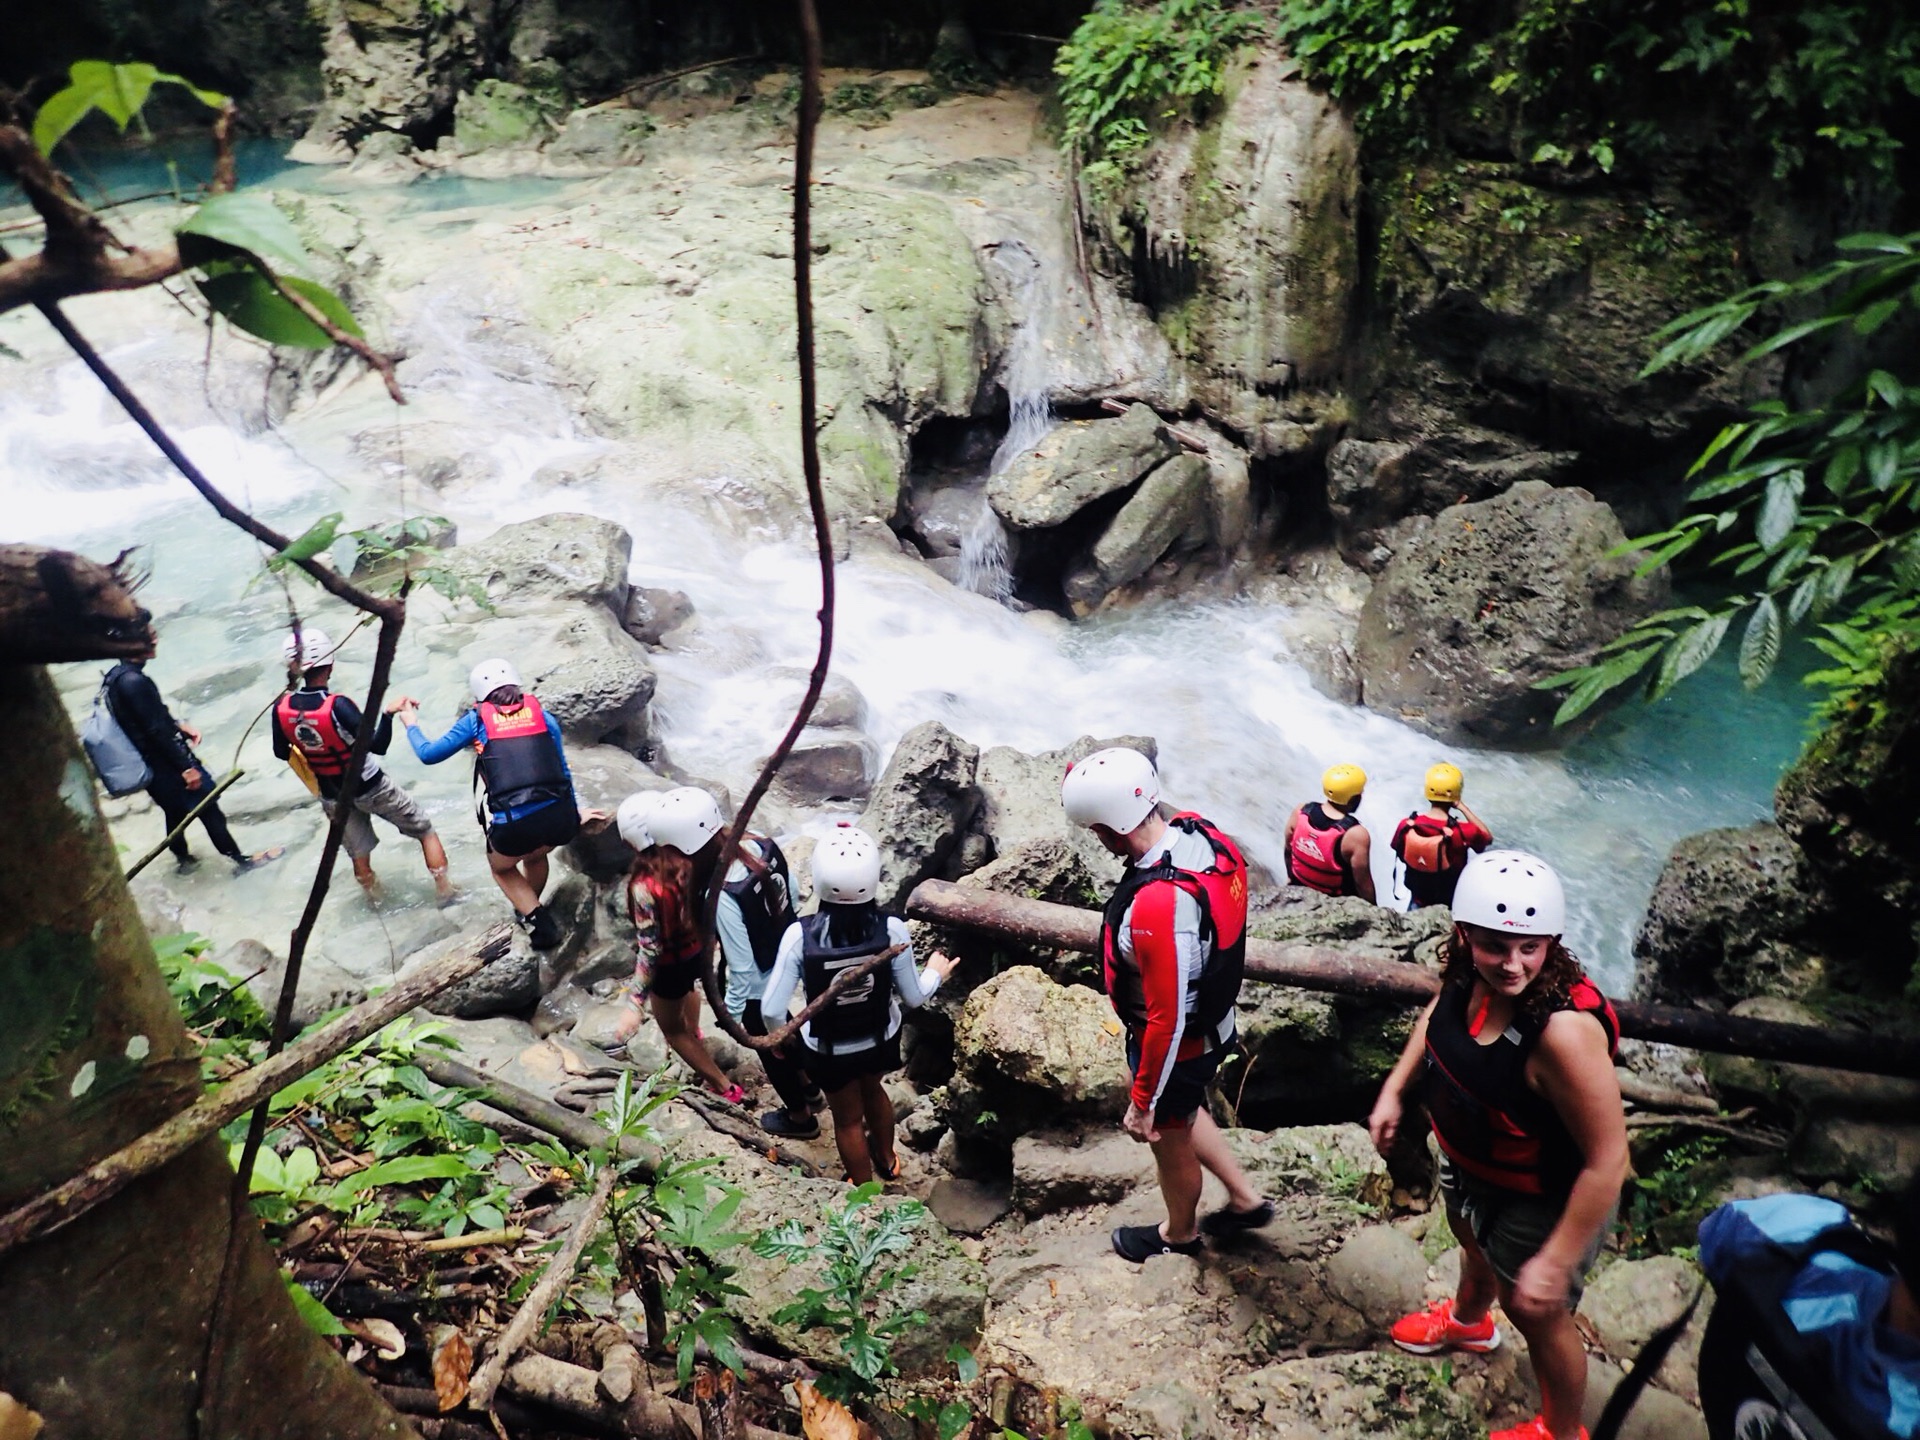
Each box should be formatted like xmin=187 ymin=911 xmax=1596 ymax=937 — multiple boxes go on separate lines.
xmin=1696 ymin=1175 xmax=1920 ymax=1440
xmin=392 ymin=658 xmax=601 ymax=950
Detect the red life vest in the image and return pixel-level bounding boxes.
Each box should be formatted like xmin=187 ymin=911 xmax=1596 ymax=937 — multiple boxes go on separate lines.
xmin=275 ymin=692 xmax=355 ymax=778
xmin=1423 ymin=975 xmax=1620 ymax=1197
xmin=1099 ymin=813 xmax=1249 ymax=1047
xmin=1286 ymin=802 xmax=1358 ymax=895
xmin=474 ymin=695 xmax=571 ymax=814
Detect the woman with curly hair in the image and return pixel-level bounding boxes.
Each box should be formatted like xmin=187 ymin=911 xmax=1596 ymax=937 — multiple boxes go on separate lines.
xmin=1367 ymin=851 xmax=1628 ymax=1440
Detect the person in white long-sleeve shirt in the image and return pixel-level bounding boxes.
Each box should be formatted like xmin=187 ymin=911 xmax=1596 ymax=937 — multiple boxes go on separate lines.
xmin=759 ymin=824 xmax=959 ymax=1184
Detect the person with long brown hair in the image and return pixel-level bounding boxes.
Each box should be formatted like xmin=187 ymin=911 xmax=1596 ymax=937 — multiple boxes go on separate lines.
xmin=608 ymin=787 xmax=742 ymax=1102
xmin=1368 ymin=850 xmax=1628 ymax=1440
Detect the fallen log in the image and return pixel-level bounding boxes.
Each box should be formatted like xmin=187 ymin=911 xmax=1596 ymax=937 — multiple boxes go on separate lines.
xmin=0 ymin=922 xmax=512 ymax=1258
xmin=415 ymin=1051 xmax=663 ymax=1173
xmin=906 ymin=880 xmax=1920 ymax=1080
xmin=503 ymin=1352 xmax=792 ymax=1440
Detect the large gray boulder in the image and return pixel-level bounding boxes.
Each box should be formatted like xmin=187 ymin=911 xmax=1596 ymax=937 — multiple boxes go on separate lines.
xmin=443 ymin=513 xmax=632 ymax=617
xmin=987 ymin=404 xmax=1176 ymax=531
xmin=1353 ymin=481 xmax=1666 ymax=746
xmin=1063 ymin=453 xmax=1211 ymax=614
xmin=971 ymin=734 xmax=1156 ymax=884
xmin=1633 ymin=822 xmax=1833 ymax=1005
xmin=858 ymin=721 xmax=981 ymax=911
xmin=1578 ymin=1255 xmax=1708 ymax=1402
xmin=769 ymin=729 xmax=874 ymax=805
xmin=943 ymin=967 xmax=1126 ymax=1142
xmin=1327 ymin=431 xmax=1581 ymax=563
xmin=1220 ymin=1351 xmax=1482 ymax=1440
xmin=562 ymin=745 xmax=661 ymax=881
xmin=547 ymin=107 xmax=651 ymax=170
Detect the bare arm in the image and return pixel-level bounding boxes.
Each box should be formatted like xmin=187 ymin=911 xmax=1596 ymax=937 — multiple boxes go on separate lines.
xmin=1512 ymin=1011 xmax=1629 ymax=1319
xmin=1367 ymin=995 xmax=1439 ymax=1156
xmin=1454 ymin=800 xmax=1491 ymax=845
xmin=1345 ymin=825 xmax=1377 ymax=902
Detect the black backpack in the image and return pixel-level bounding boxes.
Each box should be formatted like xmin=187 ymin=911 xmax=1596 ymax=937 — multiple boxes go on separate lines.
xmin=723 ymin=836 xmax=796 ymax=972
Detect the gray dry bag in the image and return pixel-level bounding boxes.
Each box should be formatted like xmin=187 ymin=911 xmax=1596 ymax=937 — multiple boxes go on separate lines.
xmin=80 ymin=678 xmax=153 ymax=797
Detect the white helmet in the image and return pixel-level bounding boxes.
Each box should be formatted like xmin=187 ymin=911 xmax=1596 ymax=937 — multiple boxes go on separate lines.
xmin=469 ymin=658 xmax=521 ymax=703
xmin=281 ymin=627 xmax=335 ymax=672
xmin=649 ymin=786 xmax=724 ymax=856
xmin=812 ymin=823 xmax=881 ymax=905
xmin=1450 ymin=849 xmax=1566 ymax=937
xmin=616 ymin=791 xmax=660 ymax=851
xmin=1060 ymin=746 xmax=1159 ymax=834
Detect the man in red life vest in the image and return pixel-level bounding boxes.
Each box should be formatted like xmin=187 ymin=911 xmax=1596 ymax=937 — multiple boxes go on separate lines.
xmin=1062 ymin=747 xmax=1273 ymax=1262
xmin=271 ymin=628 xmax=456 ymax=905
xmin=1391 ymin=762 xmax=1494 ymax=910
xmin=1284 ymin=762 xmax=1376 ymax=901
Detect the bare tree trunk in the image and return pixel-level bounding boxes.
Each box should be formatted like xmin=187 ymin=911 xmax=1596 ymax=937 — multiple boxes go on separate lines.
xmin=0 ymin=663 xmax=411 ymax=1440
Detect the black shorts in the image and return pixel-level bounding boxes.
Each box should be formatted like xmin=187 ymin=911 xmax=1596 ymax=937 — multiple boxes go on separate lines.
xmin=649 ymin=958 xmax=702 ymax=1001
xmin=1125 ymin=1036 xmax=1225 ymax=1129
xmin=487 ymin=800 xmax=579 ymax=857
xmin=803 ymin=1032 xmax=901 ymax=1094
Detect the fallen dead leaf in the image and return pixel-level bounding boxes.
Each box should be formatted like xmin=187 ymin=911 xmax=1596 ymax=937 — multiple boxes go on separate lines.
xmin=345 ymin=1318 xmax=406 ymax=1361
xmin=0 ymin=1394 xmax=43 ymax=1440
xmin=795 ymin=1380 xmax=860 ymax=1440
xmin=432 ymin=1327 xmax=473 ymax=1412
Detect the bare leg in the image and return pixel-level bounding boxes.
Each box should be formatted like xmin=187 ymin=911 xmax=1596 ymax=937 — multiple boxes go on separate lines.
xmin=1500 ymin=1277 xmax=1586 ymax=1439
xmin=1189 ymin=1109 xmax=1262 ymax=1211
xmin=1148 ymin=1126 xmax=1204 ymax=1244
xmin=650 ymin=990 xmax=731 ymax=1094
xmin=522 ymin=848 xmax=551 ymax=903
xmin=351 ymin=853 xmax=383 ymax=902
xmin=858 ymin=1074 xmax=895 ymax=1173
xmin=825 ymin=1082 xmax=872 ymax=1184
xmin=420 ymin=831 xmax=457 ymax=902
xmin=1449 ymin=1215 xmax=1500 ymax=1325
xmin=488 ymin=848 xmax=539 ymax=915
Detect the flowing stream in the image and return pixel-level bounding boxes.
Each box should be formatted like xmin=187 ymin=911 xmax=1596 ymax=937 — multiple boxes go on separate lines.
xmin=5 ymin=166 xmax=1816 ymax=995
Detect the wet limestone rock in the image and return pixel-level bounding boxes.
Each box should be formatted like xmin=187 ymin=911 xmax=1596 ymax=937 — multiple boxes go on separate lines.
xmin=1578 ymin=1255 xmax=1708 ymax=1402
xmin=452 ymin=79 xmax=556 ymax=154
xmin=858 ymin=721 xmax=981 ymax=911
xmin=548 ymin=107 xmax=650 ymax=170
xmin=444 ymin=513 xmax=632 ymax=617
xmin=1323 ymin=1225 xmax=1428 ymax=1330
xmin=709 ymin=1155 xmax=985 ymax=1375
xmin=465 ymin=604 xmax=655 ymax=750
xmin=1584 ymin=1358 xmax=1709 ymax=1440
xmin=1353 ymin=481 xmax=1666 ymax=746
xmin=946 ymin=967 xmax=1126 ymax=1140
xmin=769 ymin=729 xmax=875 ymax=806
xmin=1788 ymin=1116 xmax=1920 ymax=1189
xmin=1220 ymin=1351 xmax=1481 ymax=1440
xmin=972 ymin=735 xmax=1157 ymax=885
xmin=561 ymin=745 xmax=661 ymax=881
xmin=957 ymin=837 xmax=1107 ymax=910
xmin=1633 ymin=822 xmax=1832 ymax=1005
xmin=303 ymin=0 xmax=484 ymax=148
xmin=1327 ymin=430 xmax=1581 ymax=563
xmin=987 ymin=404 xmax=1176 ymax=531
xmin=420 ymin=920 xmax=544 ymax=1020
xmin=1011 ymin=1130 xmax=1156 ymax=1216
xmin=1064 ymin=452 xmax=1213 ymax=613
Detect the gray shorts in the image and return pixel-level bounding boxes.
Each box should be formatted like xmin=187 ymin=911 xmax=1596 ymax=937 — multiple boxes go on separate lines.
xmin=1437 ymin=1154 xmax=1611 ymax=1308
xmin=322 ymin=771 xmax=434 ymax=859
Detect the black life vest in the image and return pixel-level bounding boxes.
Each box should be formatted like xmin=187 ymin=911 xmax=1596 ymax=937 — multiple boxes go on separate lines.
xmin=723 ymin=836 xmax=796 ymax=973
xmin=1099 ymin=813 xmax=1249 ymax=1047
xmin=474 ymin=695 xmax=571 ymax=815
xmin=275 ymin=691 xmax=355 ymax=778
xmin=1699 ymin=1220 xmax=1905 ymax=1440
xmin=800 ymin=905 xmax=896 ymax=1049
xmin=1423 ymin=975 xmax=1620 ymax=1197
xmin=1286 ymin=801 xmax=1358 ymax=895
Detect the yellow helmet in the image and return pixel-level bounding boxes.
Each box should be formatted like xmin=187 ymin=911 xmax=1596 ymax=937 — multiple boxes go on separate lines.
xmin=1322 ymin=763 xmax=1367 ymax=809
xmin=1425 ymin=762 xmax=1464 ymax=805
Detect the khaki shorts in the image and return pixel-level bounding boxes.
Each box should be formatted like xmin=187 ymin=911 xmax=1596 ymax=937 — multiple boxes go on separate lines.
xmin=322 ymin=771 xmax=434 ymax=859
xmin=1437 ymin=1154 xmax=1612 ymax=1308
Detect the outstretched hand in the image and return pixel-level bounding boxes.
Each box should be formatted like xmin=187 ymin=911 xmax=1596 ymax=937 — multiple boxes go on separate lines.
xmin=927 ymin=949 xmax=961 ymax=982
xmin=383 ymin=695 xmax=419 ymax=716
xmin=577 ymin=807 xmax=612 ymax=832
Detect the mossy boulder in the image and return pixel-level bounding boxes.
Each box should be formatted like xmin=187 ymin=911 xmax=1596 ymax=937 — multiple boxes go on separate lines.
xmin=453 ymin=80 xmax=557 ymax=153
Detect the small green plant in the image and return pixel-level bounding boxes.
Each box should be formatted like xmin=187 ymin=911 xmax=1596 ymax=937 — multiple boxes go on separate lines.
xmin=1620 ymin=1135 xmax=1727 ymax=1258
xmin=753 ymin=1182 xmax=930 ymax=1395
xmin=153 ymin=932 xmax=269 ymax=1065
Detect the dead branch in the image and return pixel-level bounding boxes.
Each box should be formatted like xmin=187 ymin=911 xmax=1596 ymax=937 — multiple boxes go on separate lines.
xmin=502 ymin=1352 xmax=792 ymax=1440
xmin=1615 ymin=1070 xmax=1720 ymax=1115
xmin=675 ymin=1088 xmax=824 ymax=1176
xmin=0 ymin=923 xmax=511 ymax=1258
xmin=695 ymin=0 xmax=831 ymax=1056
xmin=695 ymin=1368 xmax=744 ymax=1440
xmin=0 ymin=543 xmax=153 ymax=663
xmin=907 ymin=880 xmax=1920 ymax=1079
xmin=122 ymin=767 xmax=243 ymax=879
xmin=415 ymin=1051 xmax=664 ymax=1174
xmin=1096 ymin=396 xmax=1209 ymax=452
xmin=264 ymin=267 xmax=407 ymax=404
xmin=469 ymin=1164 xmax=619 ymax=1414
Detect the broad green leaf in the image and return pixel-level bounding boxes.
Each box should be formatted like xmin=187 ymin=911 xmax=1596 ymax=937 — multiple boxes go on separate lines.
xmin=284 ymin=1275 xmax=350 ymax=1335
xmin=1824 ymin=445 xmax=1862 ymax=494
xmin=178 ymin=192 xmax=313 ymax=277
xmin=1738 ymin=596 xmax=1782 ymax=689
xmin=1650 ymin=613 xmax=1734 ymax=701
xmin=196 ymin=269 xmax=361 ymax=349
xmin=31 ymin=81 xmax=104 ymax=156
xmin=1757 ymin=470 xmax=1804 ymax=550
xmin=95 ymin=62 xmax=160 ymax=128
xmin=1813 ymin=555 xmax=1857 ymax=613
xmin=1550 ymin=645 xmax=1661 ymax=725
xmin=1742 ymin=313 xmax=1844 ymax=361
xmin=1837 ymin=233 xmax=1914 ymax=254
xmin=947 ymin=1342 xmax=980 ymax=1383
xmin=282 ymin=1146 xmax=321 ymax=1192
xmin=1867 ymin=440 xmax=1901 ymax=491
xmin=1633 ymin=533 xmax=1697 ymax=577
xmin=1787 ymin=575 xmax=1820 ymax=624
xmin=334 ymin=1153 xmax=475 ymax=1195
xmin=1867 ymin=370 xmax=1905 ymax=408
xmin=1854 ymin=297 xmax=1904 ymax=335
xmin=938 ymin=1402 xmax=973 ymax=1440
xmin=275 ymin=513 xmax=344 ymax=565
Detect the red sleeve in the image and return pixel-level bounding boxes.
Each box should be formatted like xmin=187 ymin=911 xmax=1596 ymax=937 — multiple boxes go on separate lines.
xmin=1128 ymin=883 xmax=1185 ymax=1112
xmin=1459 ymin=817 xmax=1492 ymax=849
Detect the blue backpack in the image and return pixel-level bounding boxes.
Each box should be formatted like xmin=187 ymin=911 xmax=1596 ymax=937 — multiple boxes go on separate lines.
xmin=80 ymin=675 xmax=153 ymax=797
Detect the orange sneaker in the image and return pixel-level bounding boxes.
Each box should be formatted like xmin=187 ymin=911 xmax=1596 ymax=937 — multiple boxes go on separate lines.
xmin=1389 ymin=1297 xmax=1502 ymax=1355
xmin=1488 ymin=1416 xmax=1587 ymax=1440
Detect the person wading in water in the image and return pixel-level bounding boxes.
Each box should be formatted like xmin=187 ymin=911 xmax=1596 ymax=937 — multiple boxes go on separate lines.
xmin=757 ymin=824 xmax=959 ymax=1184
xmin=1369 ymin=851 xmax=1628 ymax=1440
xmin=1062 ymin=747 xmax=1272 ymax=1262
xmin=1284 ymin=763 xmax=1376 ymax=902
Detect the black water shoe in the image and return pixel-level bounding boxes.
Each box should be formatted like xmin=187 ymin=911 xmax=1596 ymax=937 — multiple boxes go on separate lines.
xmin=1200 ymin=1198 xmax=1275 ymax=1237
xmin=1111 ymin=1224 xmax=1203 ymax=1263
xmin=526 ymin=905 xmax=562 ymax=950
xmin=760 ymin=1109 xmax=821 ymax=1140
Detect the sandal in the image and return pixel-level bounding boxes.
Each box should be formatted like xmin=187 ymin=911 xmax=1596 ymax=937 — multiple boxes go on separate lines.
xmin=1111 ymin=1223 xmax=1202 ymax=1264
xmin=871 ymin=1149 xmax=900 ymax=1182
xmin=232 ymin=846 xmax=285 ymax=874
